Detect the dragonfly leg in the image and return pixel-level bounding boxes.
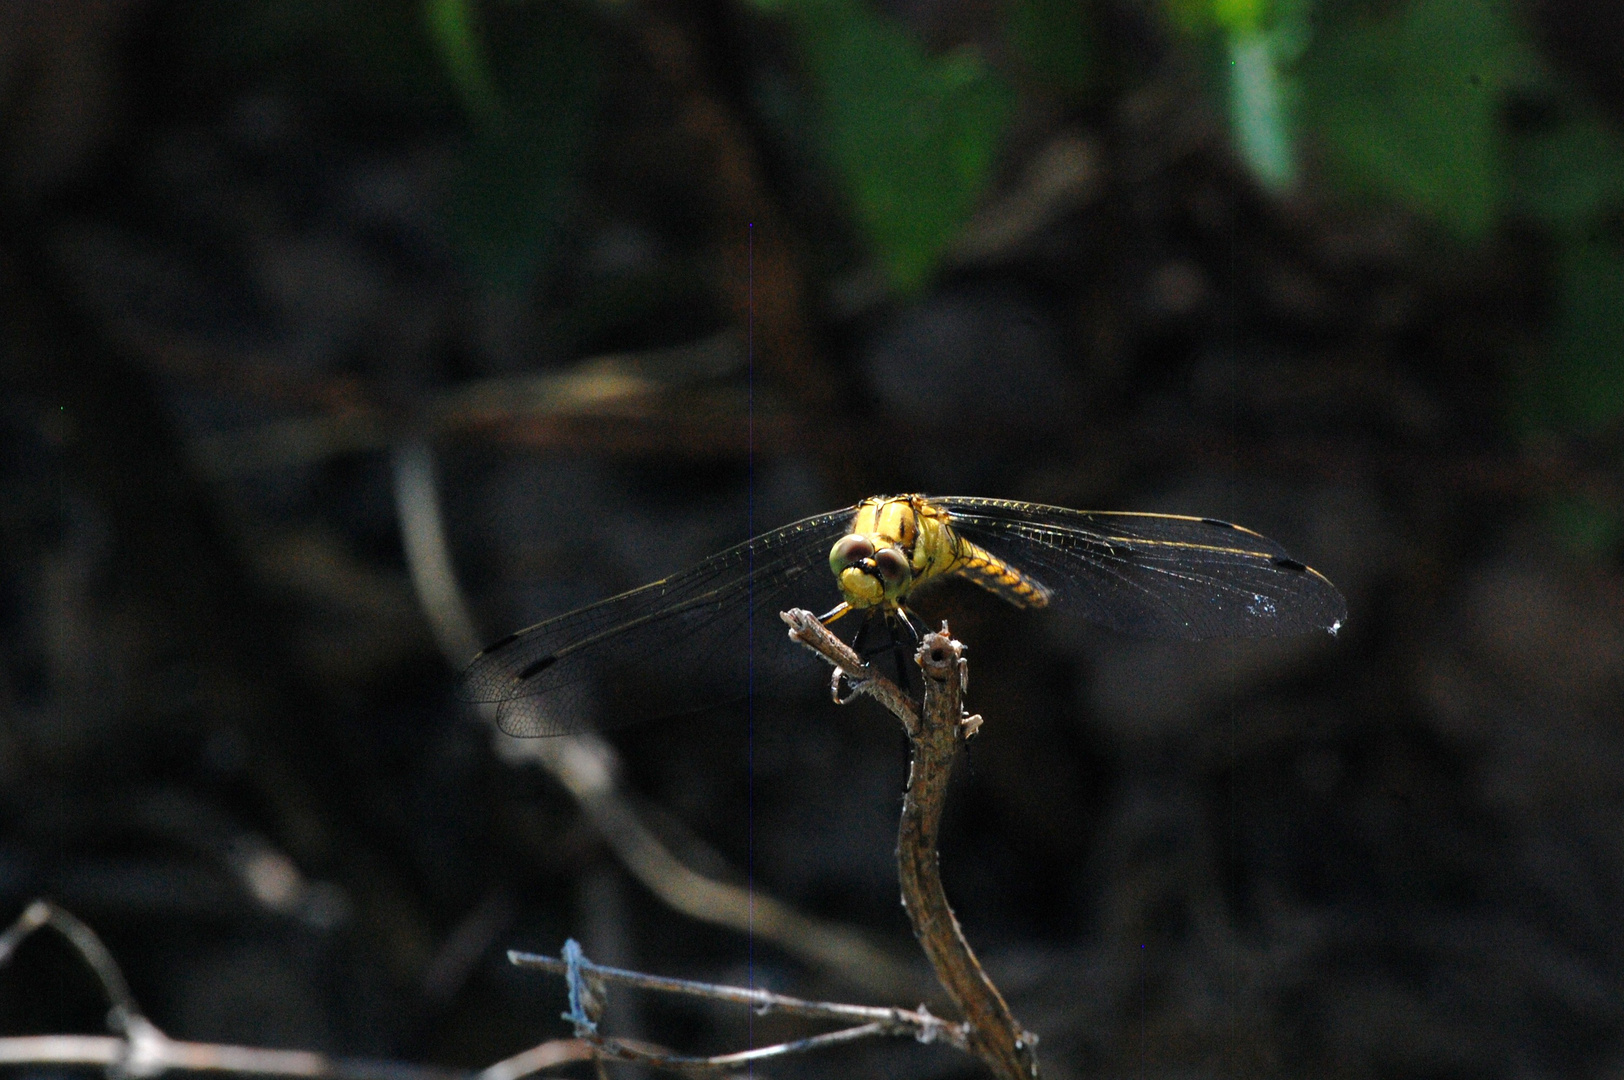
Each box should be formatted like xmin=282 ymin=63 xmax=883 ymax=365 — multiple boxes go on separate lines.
xmin=851 ymin=611 xmax=875 ymax=658
xmin=882 ymin=610 xmax=921 ymax=688
xmin=894 ymin=604 xmax=928 ymax=644
xmin=854 ymin=613 xmax=898 ymax=675
xmin=818 ymin=601 xmax=853 ymax=625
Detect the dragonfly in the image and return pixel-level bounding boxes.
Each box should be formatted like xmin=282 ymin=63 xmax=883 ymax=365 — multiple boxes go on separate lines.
xmin=462 ymin=495 xmax=1346 ymax=737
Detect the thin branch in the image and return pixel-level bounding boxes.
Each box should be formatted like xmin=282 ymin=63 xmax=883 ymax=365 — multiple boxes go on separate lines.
xmin=503 ymin=940 xmax=965 ymax=1076
xmin=578 ymin=1023 xmax=888 ymax=1074
xmin=391 ymin=441 xmax=484 ymax=663
xmin=0 ymin=901 xmax=472 ymax=1080
xmin=778 ymin=609 xmax=918 ymax=727
xmin=0 ymin=899 xmax=139 ymax=1019
xmin=0 ymin=1028 xmax=472 ymax=1080
xmin=782 ymin=610 xmax=1042 ymax=1079
xmin=475 ymin=1039 xmax=597 ymax=1080
xmin=904 ymin=631 xmax=1040 ymax=1079
xmin=509 ymin=947 xmax=963 ymax=1045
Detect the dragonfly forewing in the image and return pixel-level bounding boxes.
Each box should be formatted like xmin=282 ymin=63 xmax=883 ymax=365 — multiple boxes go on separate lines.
xmin=462 ymin=507 xmax=856 ymax=735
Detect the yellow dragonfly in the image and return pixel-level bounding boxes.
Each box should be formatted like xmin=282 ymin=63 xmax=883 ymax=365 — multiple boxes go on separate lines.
xmin=463 ymin=495 xmax=1345 ymax=736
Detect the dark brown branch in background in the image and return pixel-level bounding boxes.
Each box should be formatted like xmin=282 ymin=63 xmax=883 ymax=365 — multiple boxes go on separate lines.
xmin=180 ymin=331 xmax=798 ymax=476
xmin=783 ymin=610 xmax=1041 ymax=1079
xmin=126 ymin=323 xmax=1624 ymax=503
xmin=634 ymin=5 xmax=836 ymax=416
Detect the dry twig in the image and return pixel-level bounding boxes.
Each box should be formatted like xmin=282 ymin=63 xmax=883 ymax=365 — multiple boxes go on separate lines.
xmin=782 ymin=609 xmax=1042 ymax=1079
xmin=502 ymin=939 xmax=964 ymax=1075
xmin=0 ymin=900 xmax=484 ymax=1080
xmin=476 ymin=611 xmax=1045 ymax=1077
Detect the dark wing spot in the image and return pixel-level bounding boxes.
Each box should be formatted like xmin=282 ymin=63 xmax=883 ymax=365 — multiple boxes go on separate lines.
xmin=1271 ymin=557 xmax=1308 ymax=572
xmin=1201 ymin=518 xmax=1236 ymax=529
xmin=480 ymin=631 xmax=522 ymax=656
xmin=518 ymin=654 xmax=559 ymax=681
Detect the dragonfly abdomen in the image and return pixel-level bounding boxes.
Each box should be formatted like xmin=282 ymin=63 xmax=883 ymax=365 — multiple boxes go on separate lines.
xmin=946 ymin=537 xmax=1053 ymax=610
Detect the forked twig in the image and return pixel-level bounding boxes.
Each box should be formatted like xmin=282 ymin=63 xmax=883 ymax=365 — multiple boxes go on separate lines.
xmin=0 ymin=900 xmax=486 ymax=1080
xmin=782 ymin=609 xmax=1041 ymax=1079
xmin=511 ymin=944 xmax=963 ymax=1040
xmin=502 ymin=939 xmax=964 ymax=1075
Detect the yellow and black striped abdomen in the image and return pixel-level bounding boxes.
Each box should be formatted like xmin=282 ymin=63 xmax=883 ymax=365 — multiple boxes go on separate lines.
xmin=946 ymin=537 xmax=1053 ymax=610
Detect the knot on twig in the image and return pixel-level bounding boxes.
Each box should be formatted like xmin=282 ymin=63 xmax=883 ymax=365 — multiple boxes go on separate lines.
xmin=901 ymin=1003 xmax=967 ymax=1046
xmin=559 ymin=939 xmax=605 ymax=1037
xmin=111 ymin=1012 xmax=169 ymax=1080
xmin=916 ymin=624 xmax=980 ymax=737
xmin=915 ymin=624 xmax=965 ymax=689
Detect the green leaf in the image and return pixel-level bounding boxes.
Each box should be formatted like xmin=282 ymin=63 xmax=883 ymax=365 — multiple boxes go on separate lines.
xmin=1228 ymin=29 xmax=1297 ymax=189
xmin=1009 ymin=0 xmax=1095 ymax=94
xmin=1549 ymin=239 xmax=1624 ymax=433
xmin=1507 ymin=103 xmax=1624 ymax=237
xmin=1301 ymin=0 xmax=1539 ymax=239
xmin=1160 ymin=1 xmax=1309 ymax=191
xmin=769 ymin=0 xmax=1015 ymax=292
xmin=1546 ymin=495 xmax=1624 ymax=558
xmin=422 ymin=0 xmax=503 ymax=123
xmin=1496 ymin=66 xmax=1624 ymax=442
xmin=1512 ymin=238 xmax=1624 ymax=436
xmin=1213 ymin=0 xmax=1268 ymax=34
xmin=442 ymin=2 xmax=601 ymax=293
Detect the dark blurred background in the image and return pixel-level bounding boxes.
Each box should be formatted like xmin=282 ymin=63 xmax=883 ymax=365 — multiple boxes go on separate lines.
xmin=3 ymin=0 xmax=1623 ymax=1076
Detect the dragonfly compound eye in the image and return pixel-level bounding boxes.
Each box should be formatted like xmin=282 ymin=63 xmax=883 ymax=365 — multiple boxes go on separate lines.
xmin=873 ymin=547 xmax=912 ymax=589
xmin=829 ymin=534 xmax=875 ymax=574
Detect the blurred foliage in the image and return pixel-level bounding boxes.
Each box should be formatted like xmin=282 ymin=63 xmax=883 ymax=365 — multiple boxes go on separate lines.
xmin=1506 ymin=92 xmax=1624 ymax=440
xmin=422 ymin=0 xmax=504 ymax=122
xmin=1169 ymin=0 xmax=1624 ymax=551
xmin=433 ymin=1 xmax=601 ymax=293
xmin=1169 ymin=0 xmax=1307 ymax=188
xmin=1547 ymin=493 xmax=1624 ymax=558
xmin=753 ymin=0 xmax=1014 ymax=293
xmin=185 ymin=0 xmax=457 ymax=112
xmin=204 ymin=0 xmax=1624 ymax=488
xmin=1007 ymin=0 xmax=1097 ymax=95
xmin=193 ymin=0 xmax=599 ymax=294
xmin=1301 ymin=0 xmax=1536 ymax=239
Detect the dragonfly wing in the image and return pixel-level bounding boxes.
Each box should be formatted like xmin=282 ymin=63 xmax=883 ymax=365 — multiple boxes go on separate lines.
xmin=462 ymin=507 xmax=856 ymax=735
xmin=937 ymin=497 xmax=1346 ymax=639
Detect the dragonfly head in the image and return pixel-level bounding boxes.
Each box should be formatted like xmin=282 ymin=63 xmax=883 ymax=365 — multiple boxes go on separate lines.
xmin=829 ymin=533 xmax=913 ymax=608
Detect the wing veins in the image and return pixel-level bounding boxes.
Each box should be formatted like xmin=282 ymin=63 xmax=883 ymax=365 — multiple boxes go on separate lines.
xmin=466 ymin=507 xmax=854 ymax=703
